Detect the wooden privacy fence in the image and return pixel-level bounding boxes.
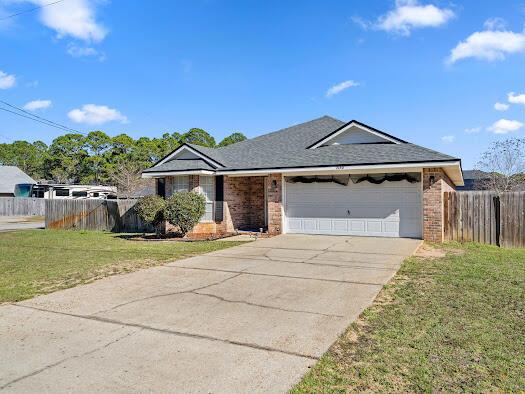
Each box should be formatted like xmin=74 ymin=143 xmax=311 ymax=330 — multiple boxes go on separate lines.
xmin=45 ymin=199 xmax=154 ymax=232
xmin=444 ymin=191 xmax=525 ymax=248
xmin=0 ymin=197 xmax=46 ymax=216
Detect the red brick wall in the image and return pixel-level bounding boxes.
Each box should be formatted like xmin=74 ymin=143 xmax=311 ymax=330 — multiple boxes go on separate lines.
xmin=223 ymin=176 xmax=265 ymax=232
xmin=267 ymin=173 xmax=283 ymax=235
xmin=423 ymin=168 xmax=455 ymax=242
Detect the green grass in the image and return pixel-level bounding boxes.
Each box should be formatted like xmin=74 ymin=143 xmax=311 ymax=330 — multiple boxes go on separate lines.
xmin=0 ymin=230 xmax=245 ymax=303
xmin=292 ymin=243 xmax=525 ymax=393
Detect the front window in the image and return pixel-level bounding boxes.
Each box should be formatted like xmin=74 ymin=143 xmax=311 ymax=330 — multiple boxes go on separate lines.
xmin=199 ymin=176 xmax=214 ymax=222
xmin=172 ymin=176 xmax=189 ymax=194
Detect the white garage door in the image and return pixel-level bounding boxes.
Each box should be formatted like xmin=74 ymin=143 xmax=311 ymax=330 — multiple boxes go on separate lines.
xmin=284 ymin=178 xmax=422 ymax=238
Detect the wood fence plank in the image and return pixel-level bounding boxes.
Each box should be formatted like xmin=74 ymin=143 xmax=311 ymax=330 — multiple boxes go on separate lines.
xmin=0 ymin=197 xmax=45 ymax=216
xmin=44 ymin=199 xmax=153 ymax=232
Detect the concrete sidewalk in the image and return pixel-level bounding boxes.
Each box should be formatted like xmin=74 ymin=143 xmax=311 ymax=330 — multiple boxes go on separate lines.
xmin=0 ymin=234 xmax=420 ymax=393
xmin=0 ymin=216 xmax=44 ymax=232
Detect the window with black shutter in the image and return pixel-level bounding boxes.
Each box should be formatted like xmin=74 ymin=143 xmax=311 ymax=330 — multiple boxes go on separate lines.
xmin=214 ymin=175 xmax=224 ymax=222
xmin=157 ymin=178 xmax=166 ymax=198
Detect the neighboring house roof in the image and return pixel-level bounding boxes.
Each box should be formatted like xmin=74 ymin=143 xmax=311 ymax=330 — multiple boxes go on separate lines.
xmin=462 ymin=170 xmax=490 ymax=180
xmin=0 ymin=166 xmax=36 ymax=195
xmin=144 ymin=115 xmax=463 ymax=184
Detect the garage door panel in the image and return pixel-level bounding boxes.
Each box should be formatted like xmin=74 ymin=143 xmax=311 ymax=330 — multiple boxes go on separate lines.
xmin=349 ymin=220 xmax=365 ymax=232
xmin=318 ymin=219 xmax=332 ymax=231
xmin=383 ymin=221 xmax=399 ymax=233
xmin=332 ymin=220 xmax=348 ymax=232
xmin=287 ymin=219 xmax=303 ymax=231
xmin=303 ymin=219 xmax=317 ymax=231
xmin=366 ymin=221 xmax=382 ymax=233
xmin=285 ymin=179 xmax=422 ymax=238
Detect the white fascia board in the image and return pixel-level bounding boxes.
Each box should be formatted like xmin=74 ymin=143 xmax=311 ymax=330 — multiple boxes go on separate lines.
xmin=142 ymin=170 xmax=215 ymax=178
xmin=216 ymin=161 xmax=461 ymax=176
xmin=308 ymin=121 xmax=400 ymax=149
xmin=156 ymin=145 xmax=223 ymax=168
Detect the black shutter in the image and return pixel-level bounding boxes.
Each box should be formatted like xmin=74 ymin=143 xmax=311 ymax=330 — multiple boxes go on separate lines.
xmin=214 ymin=175 xmax=224 ymax=222
xmin=157 ymin=178 xmax=166 ymax=198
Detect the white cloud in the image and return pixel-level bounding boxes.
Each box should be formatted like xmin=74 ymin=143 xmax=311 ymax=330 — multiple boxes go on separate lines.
xmin=67 ymin=43 xmax=106 ymax=61
xmin=494 ymin=102 xmax=509 ymax=111
xmin=0 ymin=70 xmax=16 ymax=89
xmin=464 ymin=126 xmax=481 ymax=134
xmin=441 ymin=135 xmax=455 ymax=143
xmin=68 ymin=104 xmax=128 ymax=125
xmin=326 ymin=80 xmax=360 ymax=98
xmin=23 ymin=99 xmax=52 ymax=111
xmin=508 ymin=92 xmax=525 ymax=105
xmin=20 ymin=0 xmax=107 ymax=42
xmin=447 ymin=21 xmax=525 ymax=64
xmin=483 ymin=17 xmax=506 ymax=31
xmin=487 ymin=119 xmax=523 ymax=134
xmin=374 ymin=0 xmax=455 ymax=36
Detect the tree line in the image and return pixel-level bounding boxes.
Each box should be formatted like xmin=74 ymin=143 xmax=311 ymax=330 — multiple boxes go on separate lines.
xmin=0 ymin=128 xmax=246 ymax=185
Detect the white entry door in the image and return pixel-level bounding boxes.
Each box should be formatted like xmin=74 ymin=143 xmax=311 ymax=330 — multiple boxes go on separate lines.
xmin=284 ymin=178 xmax=422 ymax=238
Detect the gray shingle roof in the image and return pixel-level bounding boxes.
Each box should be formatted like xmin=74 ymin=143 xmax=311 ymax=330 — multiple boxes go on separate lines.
xmin=147 ymin=116 xmax=459 ymax=173
xmin=462 ymin=170 xmax=490 ymax=180
xmin=143 ymin=159 xmax=215 ymax=173
xmin=0 ymin=166 xmax=36 ymax=194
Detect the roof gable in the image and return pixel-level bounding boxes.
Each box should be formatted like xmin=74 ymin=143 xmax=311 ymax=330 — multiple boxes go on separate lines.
xmin=154 ymin=143 xmax=224 ymax=169
xmin=307 ymin=120 xmax=405 ymax=149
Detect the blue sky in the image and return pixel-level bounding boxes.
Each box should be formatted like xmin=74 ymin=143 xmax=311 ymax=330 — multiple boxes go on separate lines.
xmin=1 ymin=0 xmax=525 ymax=168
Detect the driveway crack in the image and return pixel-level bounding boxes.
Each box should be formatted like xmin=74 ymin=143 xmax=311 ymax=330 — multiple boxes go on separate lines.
xmin=11 ymin=304 xmax=319 ymax=361
xmin=92 ymin=273 xmax=243 ymax=315
xmin=190 ymin=291 xmax=344 ymax=318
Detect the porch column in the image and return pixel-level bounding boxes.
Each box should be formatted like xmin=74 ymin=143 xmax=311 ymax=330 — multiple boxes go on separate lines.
xmin=266 ymin=173 xmax=283 ymax=235
xmin=423 ymin=168 xmax=455 ymax=242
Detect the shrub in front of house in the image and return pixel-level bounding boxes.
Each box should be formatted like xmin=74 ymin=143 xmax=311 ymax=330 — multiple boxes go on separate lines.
xmin=135 ymin=195 xmax=167 ymax=235
xmin=165 ymin=191 xmax=206 ymax=237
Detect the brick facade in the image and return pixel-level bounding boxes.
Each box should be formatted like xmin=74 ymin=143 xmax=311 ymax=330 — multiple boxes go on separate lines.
xmin=222 ymin=176 xmax=266 ymax=232
xmin=161 ymin=174 xmax=271 ymax=237
xmin=422 ymin=167 xmax=455 ymax=242
xmin=159 ymin=169 xmax=454 ymax=242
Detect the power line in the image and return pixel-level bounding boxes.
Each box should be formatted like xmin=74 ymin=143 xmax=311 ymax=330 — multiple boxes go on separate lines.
xmin=0 ymin=106 xmax=86 ymax=136
xmin=0 ymin=100 xmax=85 ymax=134
xmin=0 ymin=107 xmax=73 ymax=132
xmin=0 ymin=0 xmax=68 ymax=21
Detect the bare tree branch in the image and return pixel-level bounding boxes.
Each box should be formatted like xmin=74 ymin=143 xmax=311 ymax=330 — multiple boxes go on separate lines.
xmin=109 ymin=161 xmax=149 ymax=198
xmin=476 ymin=138 xmax=525 ymax=194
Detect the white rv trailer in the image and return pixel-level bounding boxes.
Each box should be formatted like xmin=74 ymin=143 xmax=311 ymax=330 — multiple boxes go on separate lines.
xmin=15 ymin=183 xmax=117 ymax=199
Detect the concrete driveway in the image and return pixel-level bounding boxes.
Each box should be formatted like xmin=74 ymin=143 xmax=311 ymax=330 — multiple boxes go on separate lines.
xmin=0 ymin=234 xmax=420 ymax=393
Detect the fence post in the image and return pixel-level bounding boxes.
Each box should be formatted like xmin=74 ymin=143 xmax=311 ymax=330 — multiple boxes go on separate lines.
xmin=493 ymin=196 xmax=500 ymax=247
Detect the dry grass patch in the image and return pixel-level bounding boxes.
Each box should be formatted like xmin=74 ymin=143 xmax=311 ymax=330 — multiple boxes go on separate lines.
xmin=0 ymin=229 xmax=246 ymax=303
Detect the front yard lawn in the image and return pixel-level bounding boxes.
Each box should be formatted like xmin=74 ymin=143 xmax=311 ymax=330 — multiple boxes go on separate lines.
xmin=0 ymin=230 xmax=245 ymax=303
xmin=293 ymin=243 xmax=525 ymax=393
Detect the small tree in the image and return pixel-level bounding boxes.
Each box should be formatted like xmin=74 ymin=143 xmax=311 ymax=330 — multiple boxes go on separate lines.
xmin=476 ymin=138 xmax=525 ymax=194
xmin=109 ymin=161 xmax=149 ymax=198
xmin=135 ymin=195 xmax=167 ymax=236
xmin=165 ymin=191 xmax=205 ymax=237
